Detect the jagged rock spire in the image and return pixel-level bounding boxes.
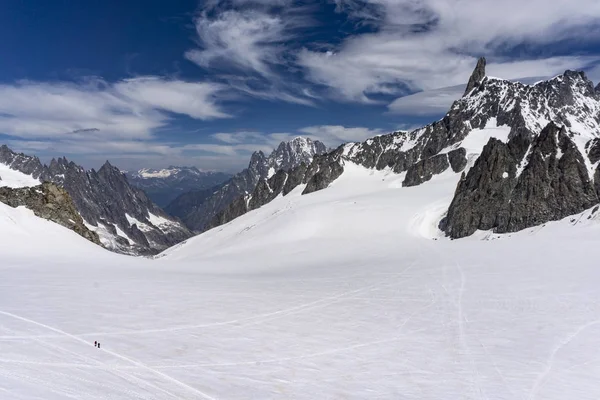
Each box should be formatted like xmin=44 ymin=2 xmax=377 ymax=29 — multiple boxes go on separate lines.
xmin=464 ymin=57 xmax=486 ymax=96
xmin=595 ymin=82 xmax=600 ymax=95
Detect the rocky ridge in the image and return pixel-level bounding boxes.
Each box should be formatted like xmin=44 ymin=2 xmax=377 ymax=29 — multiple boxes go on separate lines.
xmin=166 ymin=137 xmax=327 ymax=232
xmin=0 ymin=182 xmax=101 ymax=245
xmin=0 ymin=146 xmax=192 ymax=255
xmin=211 ymin=58 xmax=600 ymax=238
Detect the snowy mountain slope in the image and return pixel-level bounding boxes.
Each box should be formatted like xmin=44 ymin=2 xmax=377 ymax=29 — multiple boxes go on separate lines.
xmin=0 ymin=146 xmax=192 ymax=255
xmin=3 ymin=162 xmax=600 ymax=399
xmin=0 ymin=202 xmax=118 ymax=262
xmin=212 ymin=58 xmax=600 ymax=238
xmin=166 ymin=137 xmax=327 ymax=232
xmin=126 ymin=166 xmax=231 ymax=207
xmin=0 ymin=163 xmax=40 ymax=188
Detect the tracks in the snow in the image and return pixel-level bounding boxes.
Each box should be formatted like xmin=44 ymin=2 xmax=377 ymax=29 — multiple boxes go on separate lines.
xmin=0 ymin=310 xmax=217 ymax=400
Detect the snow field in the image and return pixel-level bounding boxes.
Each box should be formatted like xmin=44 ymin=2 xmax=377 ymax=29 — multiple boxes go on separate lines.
xmin=1 ymin=163 xmax=600 ymax=398
xmin=0 ymin=164 xmax=40 ymax=188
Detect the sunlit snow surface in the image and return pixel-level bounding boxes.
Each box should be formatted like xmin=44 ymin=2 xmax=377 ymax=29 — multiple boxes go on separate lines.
xmin=0 ymin=163 xmax=40 ymax=188
xmin=2 ymin=164 xmax=600 ymax=399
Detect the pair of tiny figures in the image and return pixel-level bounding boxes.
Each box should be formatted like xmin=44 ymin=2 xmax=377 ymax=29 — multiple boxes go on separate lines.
xmin=94 ymin=340 xmax=101 ymax=348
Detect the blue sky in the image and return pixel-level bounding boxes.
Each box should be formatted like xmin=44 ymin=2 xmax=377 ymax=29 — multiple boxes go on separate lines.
xmin=1 ymin=0 xmax=600 ymax=172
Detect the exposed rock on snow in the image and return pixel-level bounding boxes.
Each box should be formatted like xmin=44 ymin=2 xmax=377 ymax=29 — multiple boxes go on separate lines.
xmin=166 ymin=137 xmax=327 ymax=232
xmin=403 ymin=153 xmax=451 ymax=187
xmin=442 ymin=122 xmax=599 ymax=238
xmin=0 ymin=182 xmax=100 ymax=245
xmin=0 ymin=146 xmax=192 ymax=255
xmin=209 ymin=60 xmax=600 ymax=239
xmin=464 ymin=57 xmax=487 ymax=96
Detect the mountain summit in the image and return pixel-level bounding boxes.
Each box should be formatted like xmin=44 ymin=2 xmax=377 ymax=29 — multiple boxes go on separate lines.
xmin=210 ymin=62 xmax=600 ymax=239
xmin=166 ymin=137 xmax=327 ymax=232
xmin=0 ymin=147 xmax=192 ymax=255
xmin=464 ymin=56 xmax=486 ymax=96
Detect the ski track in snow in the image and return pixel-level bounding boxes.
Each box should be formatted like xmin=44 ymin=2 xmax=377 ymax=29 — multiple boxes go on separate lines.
xmin=0 ymin=311 xmax=216 ymax=400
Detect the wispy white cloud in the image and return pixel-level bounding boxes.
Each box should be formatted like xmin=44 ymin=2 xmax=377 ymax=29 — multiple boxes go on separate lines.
xmin=299 ymin=125 xmax=384 ymax=145
xmin=6 ymin=122 xmax=393 ymax=172
xmin=0 ymin=77 xmax=230 ymax=141
xmin=113 ymin=77 xmax=230 ymax=120
xmin=387 ymin=84 xmax=465 ymax=116
xmin=185 ymin=0 xmax=316 ymax=105
xmin=186 ymin=10 xmax=287 ymax=78
xmin=298 ymin=0 xmax=600 ymax=102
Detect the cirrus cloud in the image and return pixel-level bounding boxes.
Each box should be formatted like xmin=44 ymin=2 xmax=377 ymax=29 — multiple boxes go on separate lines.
xmin=0 ymin=77 xmax=230 ymax=140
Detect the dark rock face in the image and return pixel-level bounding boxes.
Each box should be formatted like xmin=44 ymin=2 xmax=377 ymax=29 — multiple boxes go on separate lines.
xmin=442 ymin=123 xmax=599 ymax=238
xmin=0 ymin=145 xmax=46 ymax=178
xmin=126 ymin=167 xmax=231 ymax=207
xmin=0 ymin=182 xmax=101 ymax=245
xmin=283 ymin=162 xmax=308 ymax=196
xmin=464 ymin=57 xmax=486 ymax=96
xmin=403 ymin=154 xmax=450 ymax=187
xmin=303 ymin=157 xmax=344 ymax=195
xmin=596 ymin=82 xmax=600 ymax=94
xmin=448 ymin=148 xmax=468 ymax=173
xmin=208 ymin=152 xmax=345 ymax=229
xmin=587 ymin=138 xmax=600 ymax=164
xmin=0 ymin=146 xmax=192 ymax=255
xmin=168 ymin=137 xmax=327 ymax=232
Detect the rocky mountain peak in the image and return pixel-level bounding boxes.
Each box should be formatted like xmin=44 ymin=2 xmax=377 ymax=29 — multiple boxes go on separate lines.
xmin=99 ymin=160 xmax=119 ymax=173
xmin=166 ymin=136 xmax=327 ymax=232
xmin=267 ymin=137 xmax=327 ymax=177
xmin=209 ymin=59 xmax=600 ymax=237
xmin=249 ymin=150 xmax=267 ymax=165
xmin=464 ymin=57 xmax=486 ymax=96
xmin=0 ymin=146 xmax=46 ymax=179
xmin=0 ymin=146 xmax=192 ymax=255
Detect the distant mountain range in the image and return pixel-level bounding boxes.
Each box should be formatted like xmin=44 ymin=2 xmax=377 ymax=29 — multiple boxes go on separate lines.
xmin=126 ymin=167 xmax=231 ymax=207
xmin=165 ymin=137 xmax=327 ymax=232
xmin=0 ymin=146 xmax=192 ymax=255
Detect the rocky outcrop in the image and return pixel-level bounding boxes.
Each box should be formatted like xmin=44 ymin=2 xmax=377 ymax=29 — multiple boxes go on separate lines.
xmin=402 ymin=148 xmax=467 ymax=187
xmin=208 ymin=152 xmax=345 ymax=229
xmin=448 ymin=148 xmax=468 ymax=173
xmin=0 ymin=146 xmax=192 ymax=255
xmin=167 ymin=137 xmax=327 ymax=232
xmin=303 ymin=155 xmax=344 ymax=195
xmin=464 ymin=57 xmax=486 ymax=96
xmin=441 ymin=122 xmax=599 ymax=238
xmin=587 ymin=138 xmax=600 ymax=164
xmin=0 ymin=182 xmax=101 ymax=245
xmin=403 ymin=154 xmax=450 ymax=187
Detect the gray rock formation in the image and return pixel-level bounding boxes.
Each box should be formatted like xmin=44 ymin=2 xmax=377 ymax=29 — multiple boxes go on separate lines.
xmin=208 ymin=60 xmax=600 ymax=238
xmin=126 ymin=167 xmax=231 ymax=207
xmin=167 ymin=137 xmax=327 ymax=232
xmin=464 ymin=57 xmax=486 ymax=96
xmin=0 ymin=146 xmax=192 ymax=255
xmin=403 ymin=154 xmax=450 ymax=187
xmin=208 ymin=152 xmax=345 ymax=229
xmin=0 ymin=182 xmax=101 ymax=245
xmin=441 ymin=122 xmax=599 ymax=238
